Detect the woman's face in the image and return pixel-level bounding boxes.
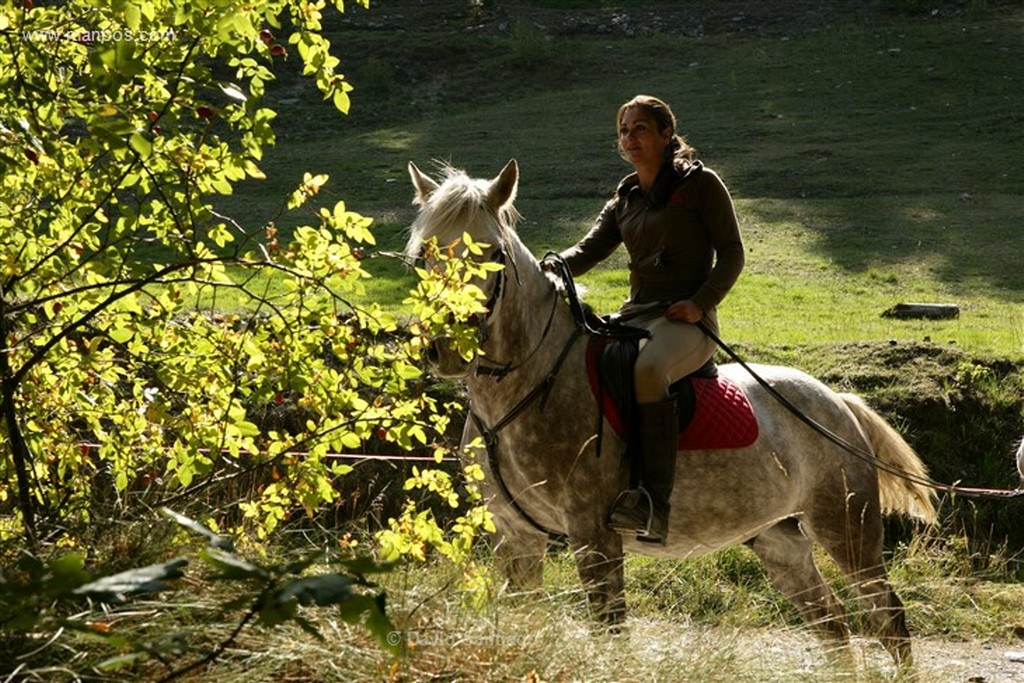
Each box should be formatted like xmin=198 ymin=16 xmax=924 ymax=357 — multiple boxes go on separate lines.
xmin=618 ymin=106 xmax=671 ymax=169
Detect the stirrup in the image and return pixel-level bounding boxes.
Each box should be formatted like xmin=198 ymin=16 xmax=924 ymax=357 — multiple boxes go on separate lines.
xmin=608 ymin=486 xmax=654 ymax=537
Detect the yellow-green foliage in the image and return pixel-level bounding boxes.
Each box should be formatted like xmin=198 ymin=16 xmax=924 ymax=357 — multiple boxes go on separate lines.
xmin=0 ymin=0 xmax=493 ymax=577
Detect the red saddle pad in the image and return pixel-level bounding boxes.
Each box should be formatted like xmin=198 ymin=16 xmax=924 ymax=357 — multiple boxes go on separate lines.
xmin=585 ymin=335 xmax=758 ymax=450
xmin=677 ymin=375 xmax=759 ymax=450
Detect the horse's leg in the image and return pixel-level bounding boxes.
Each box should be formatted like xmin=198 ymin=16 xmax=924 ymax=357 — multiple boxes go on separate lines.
xmin=749 ymin=519 xmax=852 ymax=657
xmin=809 ymin=497 xmax=913 ymax=669
xmin=569 ymin=531 xmax=625 ymax=627
xmin=492 ymin=518 xmax=547 ymax=590
xmin=460 ymin=418 xmax=547 ymax=590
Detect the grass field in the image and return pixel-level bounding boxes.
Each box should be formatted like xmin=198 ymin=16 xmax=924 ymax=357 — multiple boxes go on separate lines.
xmin=220 ymin=0 xmax=1023 ymax=357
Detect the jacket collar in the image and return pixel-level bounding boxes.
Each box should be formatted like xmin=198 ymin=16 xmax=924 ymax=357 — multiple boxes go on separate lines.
xmin=615 ymin=160 xmax=703 ymax=206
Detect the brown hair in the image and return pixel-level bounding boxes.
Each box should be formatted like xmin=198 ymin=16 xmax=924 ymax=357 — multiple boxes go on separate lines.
xmin=616 ymin=94 xmax=695 ymax=164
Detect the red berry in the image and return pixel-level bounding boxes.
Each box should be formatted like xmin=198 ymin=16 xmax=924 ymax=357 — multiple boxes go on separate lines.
xmin=274 ymin=392 xmax=285 ymax=405
xmin=259 ymin=29 xmax=274 ymax=45
xmin=22 ymin=0 xmax=34 ymax=9
xmin=24 ymin=148 xmax=38 ymax=163
xmin=196 ymin=105 xmax=214 ymax=120
xmin=270 ymin=44 xmax=287 ymax=57
xmin=377 ymin=427 xmax=387 ymax=441
xmin=148 ymin=110 xmax=159 ymax=122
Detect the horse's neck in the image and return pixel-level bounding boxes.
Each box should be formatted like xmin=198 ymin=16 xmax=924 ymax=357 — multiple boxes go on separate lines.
xmin=467 ymin=253 xmax=581 ymax=410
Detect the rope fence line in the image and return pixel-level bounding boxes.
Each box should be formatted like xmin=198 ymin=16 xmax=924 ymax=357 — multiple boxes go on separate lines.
xmin=74 ymin=442 xmax=461 ymax=464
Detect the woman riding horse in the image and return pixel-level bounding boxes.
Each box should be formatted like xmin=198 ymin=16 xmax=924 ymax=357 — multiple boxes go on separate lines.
xmin=406 ymin=157 xmax=935 ymax=670
xmin=551 ymin=95 xmax=745 ymax=544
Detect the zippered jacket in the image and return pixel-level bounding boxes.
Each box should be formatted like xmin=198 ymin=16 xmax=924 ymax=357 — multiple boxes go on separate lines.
xmin=559 ymin=160 xmax=745 ymax=315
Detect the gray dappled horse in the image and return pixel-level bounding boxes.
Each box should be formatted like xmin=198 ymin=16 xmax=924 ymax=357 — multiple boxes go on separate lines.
xmin=406 ymin=159 xmax=937 ymax=668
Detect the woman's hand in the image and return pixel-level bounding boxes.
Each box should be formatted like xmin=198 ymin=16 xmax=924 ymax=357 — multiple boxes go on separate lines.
xmin=665 ymin=300 xmax=704 ymax=323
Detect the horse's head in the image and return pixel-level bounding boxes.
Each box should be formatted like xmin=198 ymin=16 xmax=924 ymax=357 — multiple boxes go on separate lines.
xmin=406 ymin=159 xmax=521 ymax=378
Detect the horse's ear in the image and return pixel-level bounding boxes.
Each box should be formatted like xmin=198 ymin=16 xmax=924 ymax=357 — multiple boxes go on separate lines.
xmin=408 ymin=161 xmax=439 ymax=205
xmin=487 ymin=159 xmax=518 ymax=211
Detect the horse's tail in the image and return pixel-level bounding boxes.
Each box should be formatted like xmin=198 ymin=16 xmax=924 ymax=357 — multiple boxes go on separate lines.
xmin=840 ymin=393 xmax=938 ymax=524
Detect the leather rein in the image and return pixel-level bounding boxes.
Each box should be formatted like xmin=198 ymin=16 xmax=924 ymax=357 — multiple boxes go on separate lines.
xmin=698 ymin=320 xmax=1024 ymax=501
xmin=466 ymin=249 xmax=582 ymax=536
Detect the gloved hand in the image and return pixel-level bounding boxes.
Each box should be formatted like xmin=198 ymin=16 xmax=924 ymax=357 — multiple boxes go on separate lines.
xmin=539 ymin=253 xmax=562 ymax=274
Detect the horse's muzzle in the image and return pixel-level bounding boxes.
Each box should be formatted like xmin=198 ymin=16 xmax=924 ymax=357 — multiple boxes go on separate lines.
xmin=426 ymin=337 xmax=473 ymax=378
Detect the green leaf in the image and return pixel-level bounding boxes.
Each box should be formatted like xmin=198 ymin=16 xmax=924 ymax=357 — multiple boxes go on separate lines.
xmin=276 ymin=574 xmax=354 ymax=607
xmin=219 ymin=83 xmax=248 ymax=102
xmin=333 ymin=88 xmax=351 ymax=114
xmin=200 ymin=547 xmax=269 ymax=581
xmin=124 ymin=4 xmax=141 ymax=31
xmin=73 ymin=558 xmax=188 ymax=603
xmin=95 ymin=652 xmax=150 ymax=672
xmin=129 ymin=132 xmax=152 ymax=158
xmin=108 ymin=327 xmax=134 ymax=344
xmin=338 ymin=593 xmax=397 ymax=654
xmin=49 ymin=553 xmax=90 ymax=593
xmin=293 ymin=614 xmax=325 ymax=640
xmin=280 ymin=551 xmax=327 ymax=577
xmin=160 ymin=507 xmax=235 ymax=551
xmin=339 ymin=556 xmax=397 ymax=577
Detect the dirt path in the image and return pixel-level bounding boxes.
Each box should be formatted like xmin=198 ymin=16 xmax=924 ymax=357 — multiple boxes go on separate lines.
xmin=726 ymin=626 xmax=1024 ymax=682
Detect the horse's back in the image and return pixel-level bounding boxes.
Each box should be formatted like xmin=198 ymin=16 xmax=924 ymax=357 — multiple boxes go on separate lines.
xmin=717 ymin=362 xmax=861 ymax=443
xmin=644 ymin=362 xmax=879 ymax=558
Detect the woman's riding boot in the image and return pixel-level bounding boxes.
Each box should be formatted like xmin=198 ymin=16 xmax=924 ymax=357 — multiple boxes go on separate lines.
xmin=608 ymin=395 xmax=678 ymax=544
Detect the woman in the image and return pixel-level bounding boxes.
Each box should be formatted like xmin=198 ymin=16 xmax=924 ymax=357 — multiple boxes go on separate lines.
xmin=554 ymin=95 xmax=745 ymax=544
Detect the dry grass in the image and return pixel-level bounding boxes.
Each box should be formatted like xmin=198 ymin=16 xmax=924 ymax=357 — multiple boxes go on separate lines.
xmin=98 ymin=531 xmax=1022 ymax=683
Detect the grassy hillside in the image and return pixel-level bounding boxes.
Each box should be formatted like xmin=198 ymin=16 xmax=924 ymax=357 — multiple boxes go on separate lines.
xmin=222 ymin=0 xmax=1023 ymax=356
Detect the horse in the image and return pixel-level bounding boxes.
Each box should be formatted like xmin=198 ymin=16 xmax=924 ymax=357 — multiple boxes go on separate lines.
xmin=405 ymin=159 xmax=937 ymax=668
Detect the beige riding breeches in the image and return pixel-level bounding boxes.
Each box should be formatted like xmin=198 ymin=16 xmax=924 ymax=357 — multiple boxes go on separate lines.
xmin=632 ymin=307 xmax=719 ymax=404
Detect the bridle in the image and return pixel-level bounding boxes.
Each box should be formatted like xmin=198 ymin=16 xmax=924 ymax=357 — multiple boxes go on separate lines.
xmin=470 ymin=248 xmax=508 ymax=347
xmin=458 ymin=251 xmax=652 ymax=536
xmin=472 ymin=247 xmax=563 ymax=381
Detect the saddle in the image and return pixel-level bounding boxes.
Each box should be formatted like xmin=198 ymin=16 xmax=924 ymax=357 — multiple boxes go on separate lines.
xmin=585 ymin=333 xmax=759 ymax=451
xmin=542 ymin=251 xmax=757 ymax=452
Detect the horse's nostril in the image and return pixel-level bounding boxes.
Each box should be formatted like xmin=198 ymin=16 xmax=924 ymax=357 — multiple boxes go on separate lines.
xmin=427 ymin=340 xmax=441 ymax=364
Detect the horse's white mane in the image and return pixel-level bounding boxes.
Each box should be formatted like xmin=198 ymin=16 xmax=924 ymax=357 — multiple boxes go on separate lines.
xmin=406 ymin=162 xmax=522 ymax=259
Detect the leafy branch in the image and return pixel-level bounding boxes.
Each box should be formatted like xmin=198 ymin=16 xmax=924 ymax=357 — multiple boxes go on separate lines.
xmin=0 ymin=508 xmax=396 ymax=680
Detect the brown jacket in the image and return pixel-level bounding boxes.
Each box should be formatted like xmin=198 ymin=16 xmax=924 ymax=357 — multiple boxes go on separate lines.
xmin=559 ymin=161 xmax=744 ymax=314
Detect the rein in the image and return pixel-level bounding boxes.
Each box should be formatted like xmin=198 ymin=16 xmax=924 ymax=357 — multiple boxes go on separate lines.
xmin=467 ymin=252 xmax=650 ymax=536
xmin=469 ymin=325 xmax=583 ymax=536
xmin=697 ymin=320 xmax=1024 ymax=501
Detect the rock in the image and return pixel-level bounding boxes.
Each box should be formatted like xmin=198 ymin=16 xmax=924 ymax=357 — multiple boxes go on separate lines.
xmin=881 ymin=303 xmax=960 ymax=320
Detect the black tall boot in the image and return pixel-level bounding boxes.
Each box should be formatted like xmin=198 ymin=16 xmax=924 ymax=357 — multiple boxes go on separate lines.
xmin=608 ymin=395 xmax=678 ymax=544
